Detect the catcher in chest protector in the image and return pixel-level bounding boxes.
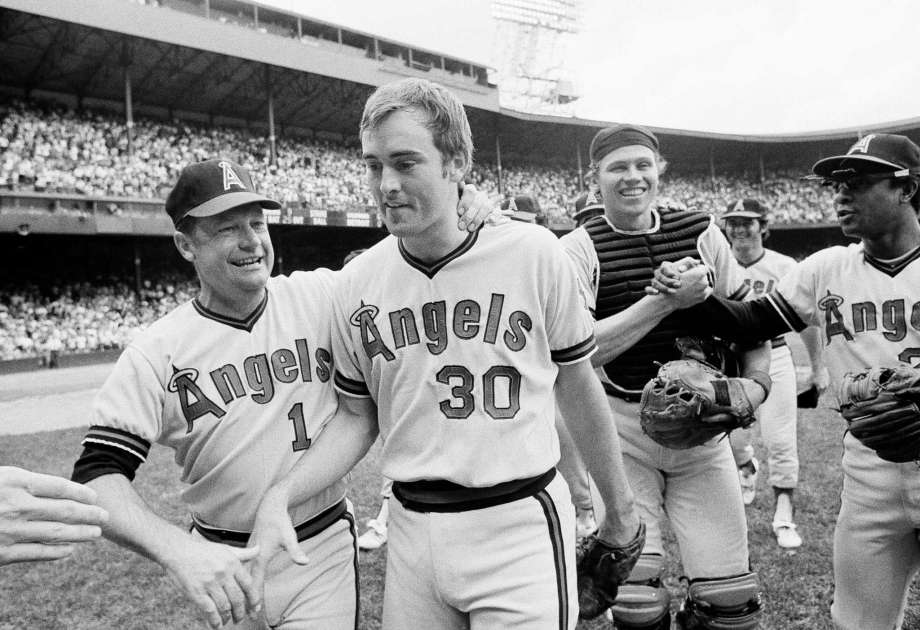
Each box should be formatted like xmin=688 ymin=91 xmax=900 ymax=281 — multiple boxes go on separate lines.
xmin=646 ymin=133 xmax=920 ymax=630
xmin=560 ymin=124 xmax=769 ymax=629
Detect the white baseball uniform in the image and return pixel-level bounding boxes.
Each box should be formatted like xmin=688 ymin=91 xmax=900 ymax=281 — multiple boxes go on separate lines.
xmin=767 ymin=242 xmax=920 ymax=630
xmin=562 ymin=210 xmax=754 ymax=579
xmin=331 ymin=221 xmax=596 ymax=629
xmin=729 ymin=248 xmax=800 ymax=490
xmin=73 ymin=271 xmax=358 ymax=629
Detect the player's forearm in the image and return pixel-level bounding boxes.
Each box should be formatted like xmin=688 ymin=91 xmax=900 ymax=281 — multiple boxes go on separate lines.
xmin=86 ymin=473 xmax=194 ymax=568
xmin=738 ymin=342 xmax=771 ymax=408
xmin=591 ymin=295 xmax=679 ymax=367
xmin=273 ymin=401 xmax=379 ymax=509
xmin=555 ymin=362 xmax=639 ymax=544
xmin=800 ymin=326 xmax=824 ymax=371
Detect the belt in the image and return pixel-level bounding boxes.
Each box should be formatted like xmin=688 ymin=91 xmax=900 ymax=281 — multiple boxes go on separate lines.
xmin=393 ymin=468 xmax=556 ymax=513
xmin=603 ymin=381 xmax=643 ymax=403
xmin=192 ymin=497 xmax=348 ymax=548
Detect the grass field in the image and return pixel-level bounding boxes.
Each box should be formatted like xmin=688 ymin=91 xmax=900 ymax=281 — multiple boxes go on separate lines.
xmin=2 ymin=397 xmax=920 ymax=628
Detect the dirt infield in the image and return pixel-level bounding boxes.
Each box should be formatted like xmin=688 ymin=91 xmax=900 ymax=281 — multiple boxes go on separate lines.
xmin=0 ymin=362 xmax=115 ymax=435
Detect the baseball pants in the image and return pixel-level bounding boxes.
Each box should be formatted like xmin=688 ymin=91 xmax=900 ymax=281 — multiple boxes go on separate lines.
xmin=382 ymin=471 xmax=577 ymax=629
xmin=192 ymin=499 xmax=359 ymax=630
xmin=607 ymin=395 xmax=751 ymax=579
xmin=731 ymin=345 xmax=799 ymax=489
xmin=831 ymin=432 xmax=920 ymax=630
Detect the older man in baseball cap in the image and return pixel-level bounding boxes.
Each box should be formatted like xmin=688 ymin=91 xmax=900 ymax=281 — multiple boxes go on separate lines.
xmin=73 ymin=157 xmax=498 ymax=630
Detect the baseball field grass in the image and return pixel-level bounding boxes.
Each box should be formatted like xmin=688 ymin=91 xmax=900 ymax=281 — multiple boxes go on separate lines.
xmin=1 ymin=401 xmax=919 ymax=628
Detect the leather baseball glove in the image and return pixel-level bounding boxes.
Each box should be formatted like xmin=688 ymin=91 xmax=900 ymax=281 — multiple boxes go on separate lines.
xmin=838 ymin=365 xmax=920 ymax=463
xmin=639 ymin=359 xmax=758 ymax=449
xmin=576 ymin=521 xmax=646 ymax=619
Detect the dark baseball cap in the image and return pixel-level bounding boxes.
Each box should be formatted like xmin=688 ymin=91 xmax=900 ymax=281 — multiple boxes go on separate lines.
xmin=812 ymin=133 xmax=920 ymax=179
xmin=589 ymin=124 xmax=659 ymax=166
xmin=722 ymin=199 xmax=768 ymax=221
xmin=165 ymin=159 xmax=281 ymax=227
xmin=572 ymin=191 xmax=604 ymax=226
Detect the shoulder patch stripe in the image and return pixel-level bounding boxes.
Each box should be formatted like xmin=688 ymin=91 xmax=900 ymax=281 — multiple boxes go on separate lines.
xmin=333 ymin=371 xmax=371 ymax=397
xmin=551 ymin=335 xmax=597 ymax=364
xmin=727 ymin=284 xmax=751 ymax=301
xmin=83 ymin=425 xmax=150 ymax=451
xmin=766 ymin=291 xmax=807 ymax=332
xmin=82 ymin=436 xmax=148 ymax=461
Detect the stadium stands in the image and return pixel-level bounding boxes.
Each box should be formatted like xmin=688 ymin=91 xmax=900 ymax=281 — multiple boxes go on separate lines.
xmin=1 ymin=98 xmax=837 ymax=227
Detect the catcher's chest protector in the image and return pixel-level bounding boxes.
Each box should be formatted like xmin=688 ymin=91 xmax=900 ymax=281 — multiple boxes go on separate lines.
xmin=585 ymin=211 xmax=712 ymax=391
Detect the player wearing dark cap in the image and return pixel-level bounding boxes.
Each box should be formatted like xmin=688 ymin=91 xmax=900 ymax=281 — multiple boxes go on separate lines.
xmin=652 ymin=132 xmax=920 ymax=629
xmin=560 ymin=124 xmax=770 ymax=629
xmin=720 ymin=199 xmax=828 ymax=550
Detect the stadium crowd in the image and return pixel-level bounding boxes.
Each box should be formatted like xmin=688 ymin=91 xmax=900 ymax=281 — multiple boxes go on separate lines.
xmin=0 ymin=276 xmax=197 ymax=362
xmin=1 ymin=99 xmax=837 ymax=224
xmin=0 ymin=99 xmax=844 ymax=361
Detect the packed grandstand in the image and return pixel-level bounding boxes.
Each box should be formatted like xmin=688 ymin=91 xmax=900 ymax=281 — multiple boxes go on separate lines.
xmin=0 ymin=0 xmax=907 ymax=362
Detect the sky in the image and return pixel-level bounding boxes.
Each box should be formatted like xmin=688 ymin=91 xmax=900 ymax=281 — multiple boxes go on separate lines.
xmin=261 ymin=0 xmax=920 ymax=135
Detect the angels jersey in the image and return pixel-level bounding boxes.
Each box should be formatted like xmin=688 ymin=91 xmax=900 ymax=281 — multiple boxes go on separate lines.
xmin=769 ymin=243 xmax=920 ymax=394
xmin=331 ymin=221 xmax=596 ymax=487
xmin=83 ymin=271 xmax=344 ymax=531
xmin=737 ymin=248 xmax=796 ymax=300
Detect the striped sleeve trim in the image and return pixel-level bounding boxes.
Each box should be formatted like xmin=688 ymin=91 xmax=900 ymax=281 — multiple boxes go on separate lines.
xmin=551 ymin=335 xmax=597 ymax=365
xmin=727 ymin=283 xmax=752 ymax=301
xmin=82 ymin=425 xmax=151 ymax=462
xmin=334 ymin=371 xmax=371 ymax=397
xmin=765 ymin=290 xmax=808 ymax=333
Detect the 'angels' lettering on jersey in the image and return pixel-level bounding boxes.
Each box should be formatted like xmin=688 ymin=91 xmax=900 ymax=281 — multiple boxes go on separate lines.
xmin=168 ymin=338 xmax=332 ymax=432
xmin=742 ymin=277 xmax=775 ymax=296
xmin=349 ymin=294 xmax=532 ymax=363
xmin=817 ymin=290 xmax=920 ymax=345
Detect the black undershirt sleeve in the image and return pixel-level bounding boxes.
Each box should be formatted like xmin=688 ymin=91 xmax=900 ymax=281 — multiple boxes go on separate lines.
xmin=71 ymin=443 xmax=143 ymax=484
xmin=684 ymin=293 xmax=807 ymax=347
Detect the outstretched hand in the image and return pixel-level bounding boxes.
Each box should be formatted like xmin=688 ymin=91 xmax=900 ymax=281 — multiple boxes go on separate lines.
xmin=0 ymin=466 xmax=109 ymax=565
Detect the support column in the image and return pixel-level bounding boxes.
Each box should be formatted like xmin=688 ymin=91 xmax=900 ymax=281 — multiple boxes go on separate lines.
xmin=495 ymin=135 xmax=503 ymax=196
xmin=266 ymin=66 xmax=277 ymax=166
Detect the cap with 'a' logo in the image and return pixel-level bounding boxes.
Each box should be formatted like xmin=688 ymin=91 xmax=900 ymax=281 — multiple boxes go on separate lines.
xmin=812 ymin=133 xmax=920 ymax=178
xmin=722 ymin=198 xmax=769 ymax=221
xmin=165 ymin=158 xmax=281 ymax=226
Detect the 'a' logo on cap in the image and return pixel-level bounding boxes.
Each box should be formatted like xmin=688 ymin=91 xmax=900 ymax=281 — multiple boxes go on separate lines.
xmin=218 ymin=160 xmax=246 ymax=191
xmin=733 ymin=200 xmax=745 ymax=213
xmin=848 ymin=134 xmax=875 ymax=155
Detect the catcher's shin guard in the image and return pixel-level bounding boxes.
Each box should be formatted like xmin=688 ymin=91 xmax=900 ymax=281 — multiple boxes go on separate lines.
xmin=675 ymin=572 xmax=762 ymax=629
xmin=611 ymin=554 xmax=671 ymax=630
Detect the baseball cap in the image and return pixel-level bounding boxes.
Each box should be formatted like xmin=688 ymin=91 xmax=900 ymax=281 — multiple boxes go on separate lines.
xmin=812 ymin=133 xmax=920 ymax=179
xmin=572 ymin=191 xmax=604 ymax=226
xmin=589 ymin=124 xmax=659 ymax=166
xmin=165 ymin=159 xmax=281 ymax=227
xmin=722 ymin=199 xmax=769 ymax=221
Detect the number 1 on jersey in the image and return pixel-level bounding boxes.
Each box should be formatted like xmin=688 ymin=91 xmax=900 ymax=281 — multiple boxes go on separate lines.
xmin=288 ymin=402 xmax=312 ymax=451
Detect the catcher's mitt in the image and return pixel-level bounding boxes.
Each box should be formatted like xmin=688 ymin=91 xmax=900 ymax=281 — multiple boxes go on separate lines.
xmin=639 ymin=359 xmax=757 ymax=449
xmin=838 ymin=365 xmax=920 ymax=463
xmin=576 ymin=521 xmax=646 ymax=620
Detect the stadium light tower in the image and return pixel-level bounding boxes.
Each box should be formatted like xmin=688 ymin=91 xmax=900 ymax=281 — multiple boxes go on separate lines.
xmin=491 ymin=0 xmax=583 ymax=114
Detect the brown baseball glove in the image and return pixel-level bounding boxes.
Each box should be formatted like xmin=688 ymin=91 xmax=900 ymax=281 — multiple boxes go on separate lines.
xmin=838 ymin=365 xmax=920 ymax=463
xmin=576 ymin=521 xmax=646 ymax=619
xmin=639 ymin=359 xmax=758 ymax=449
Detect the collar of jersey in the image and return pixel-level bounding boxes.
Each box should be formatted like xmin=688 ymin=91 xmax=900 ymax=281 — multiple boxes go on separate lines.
xmin=398 ymin=227 xmax=481 ymax=279
xmin=863 ymin=243 xmax=920 ymax=277
xmin=601 ymin=208 xmax=661 ymax=235
xmin=737 ymin=249 xmax=766 ymax=268
xmin=192 ymin=289 xmax=269 ymax=332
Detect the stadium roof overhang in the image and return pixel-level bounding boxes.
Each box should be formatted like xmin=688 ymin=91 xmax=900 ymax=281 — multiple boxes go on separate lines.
xmin=0 ymin=0 xmax=498 ymax=137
